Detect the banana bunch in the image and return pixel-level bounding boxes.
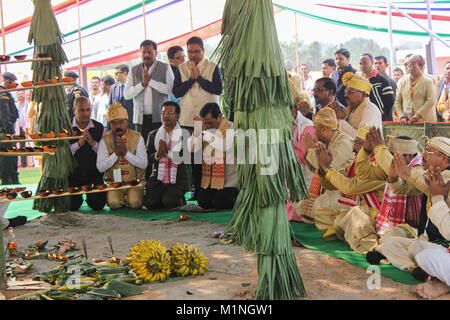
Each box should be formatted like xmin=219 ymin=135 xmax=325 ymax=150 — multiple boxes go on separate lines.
xmin=127 ymin=240 xmax=171 ymax=282
xmin=169 ymin=243 xmax=208 ymax=277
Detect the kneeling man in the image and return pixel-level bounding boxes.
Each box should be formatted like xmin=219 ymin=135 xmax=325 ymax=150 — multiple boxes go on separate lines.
xmin=97 ymin=103 xmax=147 ymax=209
xmin=69 ymin=96 xmax=106 ymax=211
xmin=188 ymin=103 xmax=238 ymax=210
xmin=144 ymin=101 xmax=190 ymax=210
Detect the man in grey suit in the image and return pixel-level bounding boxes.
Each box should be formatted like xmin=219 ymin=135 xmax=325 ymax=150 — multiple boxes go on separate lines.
xmin=110 ymin=64 xmax=134 ymax=129
xmin=124 ymin=40 xmax=174 ymax=144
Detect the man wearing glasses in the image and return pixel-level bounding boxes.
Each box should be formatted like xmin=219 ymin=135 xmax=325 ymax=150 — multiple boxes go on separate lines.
xmin=110 ymin=64 xmax=134 ymax=129
xmin=167 ymin=46 xmax=185 ymax=104
xmin=331 ymin=73 xmax=382 ymax=139
xmin=172 ymin=36 xmax=223 ymax=201
xmin=313 ymin=77 xmax=344 ymax=113
xmin=394 ymin=55 xmax=437 ymax=124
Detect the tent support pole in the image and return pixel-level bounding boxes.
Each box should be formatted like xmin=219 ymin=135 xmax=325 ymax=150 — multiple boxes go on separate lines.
xmin=387 ymin=0 xmax=396 ymax=75
xmin=425 ymin=0 xmax=437 ymax=78
xmin=0 ymin=0 xmax=6 ymax=73
xmin=294 ymin=13 xmax=300 ymax=74
xmin=189 ymin=0 xmax=194 ymax=33
xmin=76 ymin=0 xmax=84 ymax=87
xmin=142 ymin=0 xmax=147 ymax=39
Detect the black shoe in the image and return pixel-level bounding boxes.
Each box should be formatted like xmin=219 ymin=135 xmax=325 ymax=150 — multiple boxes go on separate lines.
xmin=411 ymin=267 xmax=429 ymax=282
xmin=7 ymin=216 xmax=27 ymax=228
xmin=366 ymin=250 xmax=386 ymax=265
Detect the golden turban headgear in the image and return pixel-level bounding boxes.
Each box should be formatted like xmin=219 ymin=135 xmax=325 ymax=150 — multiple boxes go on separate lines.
xmin=107 ymin=103 xmax=128 ymax=123
xmin=342 ymin=72 xmax=372 ymax=95
xmin=313 ymin=107 xmax=338 ymax=130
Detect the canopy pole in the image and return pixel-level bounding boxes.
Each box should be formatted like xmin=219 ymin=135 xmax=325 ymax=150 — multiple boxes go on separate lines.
xmin=142 ymin=0 xmax=147 ymax=39
xmin=189 ymin=0 xmax=194 ymax=32
xmin=0 ymin=0 xmax=6 ymax=73
xmin=294 ymin=13 xmax=300 ymax=74
xmin=387 ymin=0 xmax=396 ymax=76
xmin=76 ymin=0 xmax=84 ymax=87
xmin=425 ymin=0 xmax=437 ymax=79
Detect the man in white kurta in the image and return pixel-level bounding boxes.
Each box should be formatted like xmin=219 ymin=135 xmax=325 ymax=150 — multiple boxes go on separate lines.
xmin=331 ymin=72 xmax=382 ymax=139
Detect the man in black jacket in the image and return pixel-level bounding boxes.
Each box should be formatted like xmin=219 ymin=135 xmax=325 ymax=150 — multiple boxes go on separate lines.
xmin=69 ymin=96 xmax=106 ymax=211
xmin=144 ymin=101 xmax=189 ymax=210
xmin=0 ymin=72 xmax=19 ymax=185
xmin=331 ymin=48 xmax=357 ymax=107
xmin=65 ymin=71 xmax=89 ymax=122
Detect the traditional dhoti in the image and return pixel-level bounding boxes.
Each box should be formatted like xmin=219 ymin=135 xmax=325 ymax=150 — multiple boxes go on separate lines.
xmin=107 ymin=187 xmax=144 ymax=210
xmin=416 ymin=248 xmax=450 ymax=286
xmin=314 ymin=205 xmax=379 ymax=254
xmin=377 ymin=224 xmax=445 ymax=271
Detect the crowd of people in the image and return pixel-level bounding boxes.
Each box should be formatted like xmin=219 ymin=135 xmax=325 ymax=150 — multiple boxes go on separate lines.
xmin=0 ymin=36 xmax=449 ymax=299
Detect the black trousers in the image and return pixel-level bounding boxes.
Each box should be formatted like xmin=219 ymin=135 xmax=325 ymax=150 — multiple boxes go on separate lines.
xmin=18 ymin=128 xmax=27 ymax=167
xmin=68 ymin=173 xmax=106 ymax=211
xmin=197 ymin=187 xmax=239 ymax=210
xmin=144 ymin=179 xmax=186 ymax=210
xmin=136 ymin=114 xmax=161 ymax=146
xmin=181 ymin=126 xmax=202 ymax=196
xmin=0 ymin=141 xmax=19 ymax=185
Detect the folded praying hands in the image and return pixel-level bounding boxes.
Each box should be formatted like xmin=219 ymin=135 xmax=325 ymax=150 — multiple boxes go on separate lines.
xmin=425 ymin=166 xmax=450 ymax=198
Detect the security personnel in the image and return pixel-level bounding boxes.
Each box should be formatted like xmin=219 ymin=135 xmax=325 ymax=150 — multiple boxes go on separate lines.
xmin=65 ymin=71 xmax=88 ymax=121
xmin=0 ymin=72 xmax=20 ymax=184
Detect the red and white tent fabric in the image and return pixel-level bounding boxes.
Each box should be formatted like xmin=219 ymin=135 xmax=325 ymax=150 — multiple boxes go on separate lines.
xmin=2 ymin=0 xmax=449 ymax=75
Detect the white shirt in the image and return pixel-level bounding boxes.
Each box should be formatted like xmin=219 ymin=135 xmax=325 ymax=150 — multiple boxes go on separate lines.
xmin=124 ymin=61 xmax=174 ymax=115
xmin=96 ymin=134 xmax=148 ymax=173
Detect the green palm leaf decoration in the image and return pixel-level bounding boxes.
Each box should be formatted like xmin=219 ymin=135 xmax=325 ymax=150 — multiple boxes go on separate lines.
xmin=213 ymin=0 xmax=309 ymax=300
xmin=28 ymin=0 xmax=76 ymax=213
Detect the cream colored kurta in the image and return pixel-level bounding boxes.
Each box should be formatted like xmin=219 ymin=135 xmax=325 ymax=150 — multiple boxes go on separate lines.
xmin=338 ymin=98 xmax=382 ymax=139
xmin=178 ymin=58 xmax=220 ymax=127
xmin=394 ymin=74 xmax=437 ymax=122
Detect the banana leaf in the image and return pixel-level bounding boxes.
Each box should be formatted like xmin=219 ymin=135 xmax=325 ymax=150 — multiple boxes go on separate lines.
xmin=28 ymin=0 xmax=75 ymax=214
xmin=212 ymin=0 xmax=308 ymax=300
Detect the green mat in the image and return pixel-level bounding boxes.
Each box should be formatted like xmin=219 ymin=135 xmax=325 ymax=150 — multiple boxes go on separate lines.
xmin=4 ymin=170 xmax=419 ymax=285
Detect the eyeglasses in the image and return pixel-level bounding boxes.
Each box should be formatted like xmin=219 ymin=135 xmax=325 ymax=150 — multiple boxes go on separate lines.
xmin=115 ymin=71 xmax=124 ymax=75
xmin=188 ymin=50 xmax=202 ymax=55
xmin=345 ymin=89 xmax=359 ymax=95
xmin=313 ymin=87 xmax=327 ymax=93
xmin=173 ymin=55 xmax=185 ymax=60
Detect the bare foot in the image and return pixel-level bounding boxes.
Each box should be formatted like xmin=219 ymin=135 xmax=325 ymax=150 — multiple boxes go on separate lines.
xmin=416 ymin=280 xmax=450 ymax=299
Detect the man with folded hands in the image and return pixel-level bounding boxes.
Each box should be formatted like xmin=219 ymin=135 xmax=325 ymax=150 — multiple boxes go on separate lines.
xmin=97 ymin=103 xmax=147 ymax=210
xmin=68 ymin=96 xmax=106 ymax=211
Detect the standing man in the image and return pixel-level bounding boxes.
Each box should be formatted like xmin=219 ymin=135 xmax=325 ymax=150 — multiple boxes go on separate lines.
xmin=110 ymin=64 xmax=134 ymax=129
xmin=393 ymin=67 xmax=405 ymax=84
xmin=69 ymin=96 xmax=106 ymax=211
xmin=167 ymin=45 xmax=185 ymax=104
xmin=65 ymin=70 xmax=89 ymax=122
xmin=360 ymin=53 xmax=395 ymax=121
xmin=88 ymin=76 xmax=102 ymax=105
xmin=93 ymin=75 xmax=115 ymax=126
xmin=395 ymin=55 xmax=437 ymax=124
xmin=16 ymin=91 xmax=28 ymax=168
xmin=172 ymin=36 xmax=223 ymax=200
xmin=299 ymin=63 xmax=315 ymax=99
xmin=331 ymin=48 xmax=357 ymax=107
xmin=172 ymin=36 xmax=223 ymax=129
xmin=97 ymin=103 xmax=148 ymax=210
xmin=0 ymin=72 xmax=19 ymax=185
xmin=436 ymin=61 xmax=450 ymax=120
xmin=124 ymin=40 xmax=174 ymax=145
xmin=374 ymin=55 xmax=397 ymax=98
xmin=321 ymin=58 xmax=336 ymax=79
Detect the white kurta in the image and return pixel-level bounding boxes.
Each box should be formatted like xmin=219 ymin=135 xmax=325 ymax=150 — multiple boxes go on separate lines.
xmin=339 ymin=98 xmax=382 ymax=139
